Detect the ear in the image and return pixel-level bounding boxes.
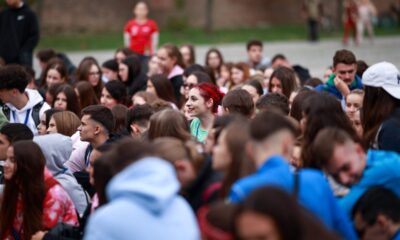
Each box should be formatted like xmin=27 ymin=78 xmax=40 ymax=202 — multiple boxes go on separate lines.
xmin=376 ymin=214 xmax=390 ymax=231
xmin=94 ymin=125 xmax=101 ymax=135
xmin=174 ymin=160 xmax=188 ymax=172
xmin=130 ymin=124 xmax=140 ymax=134
xmin=206 ymin=98 xmax=214 ymax=109
xmin=223 ymin=107 xmax=230 ymax=115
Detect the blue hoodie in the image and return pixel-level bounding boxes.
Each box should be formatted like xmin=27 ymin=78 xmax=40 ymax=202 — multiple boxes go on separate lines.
xmin=84 ymin=157 xmax=199 ymax=240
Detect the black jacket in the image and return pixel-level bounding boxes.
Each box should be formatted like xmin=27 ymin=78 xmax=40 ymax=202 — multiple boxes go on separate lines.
xmin=0 ymin=3 xmax=39 ymax=64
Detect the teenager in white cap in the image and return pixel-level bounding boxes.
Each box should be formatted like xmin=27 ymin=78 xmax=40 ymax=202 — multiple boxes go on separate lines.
xmin=361 ymin=61 xmax=400 ymax=153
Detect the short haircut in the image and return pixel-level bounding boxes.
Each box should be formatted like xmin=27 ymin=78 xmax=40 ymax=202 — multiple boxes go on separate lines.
xmin=127 ymin=104 xmax=154 ymax=132
xmin=81 ymin=105 xmax=115 ymax=134
xmin=271 ymin=54 xmax=287 ymax=66
xmin=246 ymin=40 xmax=263 ymax=50
xmin=0 ymin=123 xmax=34 ymax=143
xmin=0 ymin=65 xmax=28 ymax=92
xmin=312 ymin=127 xmax=353 ymax=167
xmin=333 ymin=49 xmax=356 ymax=67
xmin=352 ymin=187 xmax=400 ymax=225
xmin=183 ymin=64 xmax=206 ymax=78
xmin=222 ymin=89 xmax=254 ymax=118
xmin=36 ymin=48 xmax=56 ymax=62
xmin=256 ymin=93 xmax=289 ymax=115
xmin=250 ymin=111 xmax=297 ymax=141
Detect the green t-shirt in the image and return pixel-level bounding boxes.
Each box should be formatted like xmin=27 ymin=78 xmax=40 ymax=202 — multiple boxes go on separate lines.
xmin=190 ymin=117 xmax=208 ymax=143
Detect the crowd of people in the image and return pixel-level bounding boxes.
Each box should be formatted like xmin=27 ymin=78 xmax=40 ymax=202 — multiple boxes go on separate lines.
xmin=0 ymin=1 xmax=400 ymax=240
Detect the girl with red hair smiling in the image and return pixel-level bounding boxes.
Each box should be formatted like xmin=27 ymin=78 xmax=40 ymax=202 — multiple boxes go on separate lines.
xmin=186 ymin=82 xmax=224 ymax=143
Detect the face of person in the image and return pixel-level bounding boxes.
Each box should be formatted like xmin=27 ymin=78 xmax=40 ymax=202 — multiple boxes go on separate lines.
xmin=88 ymin=149 xmax=102 ymax=186
xmin=325 ymin=142 xmax=366 ymax=187
xmin=118 ymin=63 xmax=129 ymax=82
xmin=236 ymin=211 xmax=281 ymax=240
xmin=4 ymin=146 xmax=16 ymax=180
xmin=270 ymin=77 xmax=283 ymax=94
xmin=115 ymin=51 xmax=126 ymax=64
xmin=0 ymin=133 xmax=10 ymax=160
xmin=212 ymin=130 xmax=232 ymax=171
xmin=102 ymin=67 xmax=118 ymax=82
xmin=88 ymin=64 xmax=101 ymax=87
xmin=333 ymin=63 xmax=357 ymax=85
xmin=242 ymin=85 xmax=260 ymax=104
xmin=146 ymin=80 xmax=157 ymax=96
xmin=134 ymin=2 xmax=149 ymax=19
xmin=157 ymin=48 xmax=176 ymax=74
xmin=248 ymin=45 xmax=263 ymax=64
xmin=207 ymin=52 xmax=221 ymax=69
xmin=46 ymin=69 xmax=64 ymax=87
xmin=346 ymin=93 xmax=363 ymax=117
xmin=148 ymin=56 xmax=161 ymax=75
xmin=78 ymin=115 xmax=97 ymax=142
xmin=231 ymin=67 xmax=245 ymax=85
xmin=54 ymin=92 xmax=68 ymax=110
xmin=186 ymin=88 xmax=210 ymax=118
xmin=183 ymin=75 xmax=198 ymax=99
xmin=350 ymin=111 xmax=363 ymax=138
xmin=353 ymin=211 xmax=392 ymax=240
xmin=264 ymin=68 xmax=274 ymax=89
xmin=100 ymin=88 xmax=118 ymax=110
xmin=132 ymin=95 xmax=146 ymax=106
xmin=37 ymin=114 xmax=47 ymax=136
xmin=47 ymin=117 xmax=58 ymax=134
xmin=180 ymin=46 xmax=192 ymax=66
xmin=0 ymin=89 xmax=15 ymax=104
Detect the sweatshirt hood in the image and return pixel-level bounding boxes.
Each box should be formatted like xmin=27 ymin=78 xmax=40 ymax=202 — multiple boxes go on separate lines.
xmin=34 ymin=133 xmax=72 ymax=175
xmin=6 ymin=89 xmax=44 ymax=112
xmin=107 ymin=157 xmax=180 ymax=214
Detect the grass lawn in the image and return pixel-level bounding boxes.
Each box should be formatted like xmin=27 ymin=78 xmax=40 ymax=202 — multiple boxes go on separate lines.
xmin=38 ymin=25 xmax=400 ymax=52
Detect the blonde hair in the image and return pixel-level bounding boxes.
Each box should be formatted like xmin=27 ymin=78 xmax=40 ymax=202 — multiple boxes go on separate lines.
xmin=52 ymin=111 xmax=81 ymax=137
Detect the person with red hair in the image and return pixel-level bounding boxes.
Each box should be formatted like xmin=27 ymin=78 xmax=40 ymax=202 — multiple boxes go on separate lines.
xmin=186 ymin=82 xmax=224 ymax=143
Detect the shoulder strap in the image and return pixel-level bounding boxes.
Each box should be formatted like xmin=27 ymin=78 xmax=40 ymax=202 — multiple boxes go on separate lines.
xmin=31 ymin=101 xmax=44 ymax=126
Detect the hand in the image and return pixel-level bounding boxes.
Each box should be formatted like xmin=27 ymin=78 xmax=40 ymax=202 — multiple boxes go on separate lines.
xmin=31 ymin=231 xmax=47 ymax=240
xmin=334 ymin=75 xmax=350 ymax=97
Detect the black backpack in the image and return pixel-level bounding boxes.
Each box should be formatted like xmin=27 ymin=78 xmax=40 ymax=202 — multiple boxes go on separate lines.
xmin=1 ymin=101 xmax=44 ymax=126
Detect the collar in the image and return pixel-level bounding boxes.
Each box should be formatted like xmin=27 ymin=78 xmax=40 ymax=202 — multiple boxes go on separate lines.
xmin=258 ymin=155 xmax=289 ymax=172
xmin=168 ymin=65 xmax=184 ymax=79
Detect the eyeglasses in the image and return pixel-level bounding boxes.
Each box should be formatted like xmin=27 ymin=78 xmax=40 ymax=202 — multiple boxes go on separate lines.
xmin=183 ymin=83 xmax=196 ymax=89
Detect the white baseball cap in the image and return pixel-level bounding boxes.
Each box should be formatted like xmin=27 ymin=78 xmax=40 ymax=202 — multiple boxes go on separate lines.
xmin=362 ymin=61 xmax=400 ymax=99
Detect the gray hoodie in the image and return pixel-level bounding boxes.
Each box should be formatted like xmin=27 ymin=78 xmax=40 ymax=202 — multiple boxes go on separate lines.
xmin=34 ymin=133 xmax=89 ymax=215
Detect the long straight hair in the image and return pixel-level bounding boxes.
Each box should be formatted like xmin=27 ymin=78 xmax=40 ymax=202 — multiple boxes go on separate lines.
xmin=0 ymin=141 xmax=46 ymax=240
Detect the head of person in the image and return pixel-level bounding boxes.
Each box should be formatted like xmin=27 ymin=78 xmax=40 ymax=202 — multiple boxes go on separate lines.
xmin=111 ymin=104 xmax=128 ymax=133
xmin=268 ymin=66 xmax=297 ymax=99
xmin=219 ymin=62 xmax=234 ymax=86
xmin=1 ymin=140 xmax=46 ymax=240
xmin=146 ymin=74 xmax=177 ymax=105
xmin=213 ymin=117 xmax=255 ymax=198
xmin=183 ymin=71 xmax=212 ymax=100
xmin=148 ymin=109 xmax=191 ymax=142
xmin=246 ymin=40 xmax=263 ymax=65
xmin=147 ymin=55 xmax=162 ymax=77
xmin=332 ymin=49 xmax=357 ymax=85
xmin=0 ymin=123 xmax=33 ymax=160
xmin=301 ymin=92 xmax=357 ymax=168
xmin=36 ymin=48 xmax=57 ymax=71
xmin=186 ymin=82 xmax=224 ymax=118
xmin=205 ymin=48 xmax=224 ymax=71
xmin=231 ymin=62 xmax=250 ymax=86
xmin=47 ymin=111 xmax=81 ymax=137
xmin=304 ymin=77 xmax=323 ymax=88
xmin=271 ymin=54 xmax=291 ymax=69
xmin=132 ymin=90 xmax=158 ymax=106
xmin=52 ymin=84 xmax=81 ymax=116
xmin=133 ymin=1 xmax=149 ymax=19
xmin=0 ymin=65 xmax=29 ymax=103
xmin=40 ymin=58 xmax=68 ymax=88
xmin=353 ymin=187 xmax=400 ymax=240
xmin=312 ymin=128 xmax=366 ymax=187
xmin=153 ymin=137 xmax=202 ymax=188
xmin=101 ymin=59 xmax=119 ymax=82
xmin=87 ymin=143 xmax=113 ymax=187
xmin=248 ymin=111 xmax=298 ymax=167
xmin=74 ymin=81 xmax=100 ymax=109
xmin=222 ymin=89 xmax=254 ymax=118
xmin=263 ymin=67 xmax=274 ymax=89
xmin=242 ymin=79 xmax=264 ymax=104
xmin=101 ymin=80 xmax=127 ymax=109
xmin=114 ymin=47 xmax=135 ymax=64
xmin=5 ymin=0 xmax=23 ymax=8
xmin=349 ymin=109 xmax=363 ymax=138
xmin=78 ymin=105 xmax=115 ymax=143
xmin=361 ymin=61 xmax=400 ymax=149
xmin=289 ymin=89 xmax=315 ymax=123
xmin=356 ymin=60 xmax=369 ymax=78
xmin=345 ymin=89 xmax=364 ymax=118
xmin=234 ymin=186 xmax=338 ymax=240
xmin=180 ymin=44 xmax=196 ymax=68
xmin=183 ymin=64 xmax=206 ymax=79
xmin=77 ymin=57 xmax=103 ymax=89
xmin=127 ymin=104 xmax=153 ymax=138
xmin=37 ymin=109 xmax=61 ymax=136
xmin=119 ymin=55 xmax=142 ymax=84
xmin=256 ymin=92 xmax=290 ymax=116
xmin=157 ymin=43 xmax=184 ymax=74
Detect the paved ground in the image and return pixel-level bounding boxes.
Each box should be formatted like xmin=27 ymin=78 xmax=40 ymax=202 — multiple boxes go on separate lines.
xmin=34 ymin=36 xmax=400 ymax=79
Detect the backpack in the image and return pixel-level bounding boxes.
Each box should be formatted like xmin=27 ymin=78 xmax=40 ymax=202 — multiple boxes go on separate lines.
xmin=1 ymin=101 xmax=44 ymax=126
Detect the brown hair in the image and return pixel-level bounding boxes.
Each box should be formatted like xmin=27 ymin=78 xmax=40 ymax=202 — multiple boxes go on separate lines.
xmin=74 ymin=81 xmax=99 ymax=109
xmin=222 ymin=89 xmax=254 ymax=118
xmin=52 ymin=111 xmax=81 ymax=137
xmin=231 ymin=62 xmax=250 ymax=86
xmin=180 ymin=44 xmax=196 ymax=67
xmin=0 ymin=141 xmax=46 ymax=240
xmin=111 ymin=104 xmax=128 ymax=133
xmin=160 ymin=43 xmax=185 ymax=68
xmin=52 ymin=84 xmax=81 ymax=117
xmin=269 ymin=66 xmax=298 ymax=99
xmin=205 ymin=48 xmax=224 ymax=73
xmin=133 ymin=90 xmax=158 ymax=106
xmin=333 ymin=49 xmax=357 ymax=67
xmin=76 ymin=57 xmax=104 ymax=99
xmin=148 ymin=109 xmax=191 ymax=141
xmin=149 ymin=74 xmax=177 ymax=105
xmin=40 ymin=58 xmax=68 ymax=87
